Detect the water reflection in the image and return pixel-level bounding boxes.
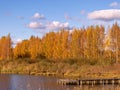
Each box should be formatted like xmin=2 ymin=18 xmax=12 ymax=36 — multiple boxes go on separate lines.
xmin=0 ymin=74 xmax=74 ymax=90
xmin=0 ymin=74 xmax=120 ymax=90
xmin=9 ymin=75 xmax=56 ymax=90
xmin=0 ymin=74 xmax=11 ymax=90
xmin=74 ymin=85 xmax=120 ymax=90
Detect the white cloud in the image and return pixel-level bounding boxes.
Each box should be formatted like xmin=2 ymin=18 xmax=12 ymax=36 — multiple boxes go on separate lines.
xmin=110 ymin=2 xmax=119 ymax=7
xmin=13 ymin=38 xmax=22 ymax=44
xmin=46 ymin=21 xmax=70 ymax=30
xmin=88 ymin=9 xmax=120 ymax=21
xmin=16 ymin=39 xmax=22 ymax=43
xmin=27 ymin=22 xmax=45 ymax=29
xmin=12 ymin=38 xmax=23 ymax=47
xmin=33 ymin=13 xmax=45 ymax=19
xmin=27 ymin=21 xmax=70 ymax=31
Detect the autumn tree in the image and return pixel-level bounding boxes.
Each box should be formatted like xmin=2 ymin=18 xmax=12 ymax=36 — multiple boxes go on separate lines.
xmin=60 ymin=30 xmax=70 ymax=59
xmin=70 ymin=29 xmax=82 ymax=58
xmin=29 ymin=36 xmax=42 ymax=59
xmin=11 ymin=22 xmax=120 ymax=64
xmin=52 ymin=32 xmax=62 ymax=59
xmin=107 ymin=22 xmax=120 ymax=63
xmin=84 ymin=26 xmax=94 ymax=59
xmin=14 ymin=40 xmax=29 ymax=58
xmin=0 ymin=34 xmax=13 ymax=60
xmin=42 ymin=32 xmax=56 ymax=59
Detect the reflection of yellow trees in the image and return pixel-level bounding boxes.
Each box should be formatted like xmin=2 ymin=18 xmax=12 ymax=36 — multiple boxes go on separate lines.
xmin=1 ymin=23 xmax=120 ymax=63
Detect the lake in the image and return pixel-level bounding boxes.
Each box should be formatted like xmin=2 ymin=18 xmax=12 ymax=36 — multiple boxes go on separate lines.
xmin=0 ymin=74 xmax=120 ymax=90
xmin=0 ymin=74 xmax=74 ymax=90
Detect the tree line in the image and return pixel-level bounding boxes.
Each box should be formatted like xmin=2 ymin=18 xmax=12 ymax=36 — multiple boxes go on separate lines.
xmin=0 ymin=23 xmax=120 ymax=63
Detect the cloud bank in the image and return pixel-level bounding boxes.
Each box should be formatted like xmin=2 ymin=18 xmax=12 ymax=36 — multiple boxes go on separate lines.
xmin=27 ymin=21 xmax=70 ymax=31
xmin=27 ymin=12 xmax=71 ymax=31
xmin=27 ymin=22 xmax=45 ymax=29
xmin=88 ymin=9 xmax=120 ymax=21
xmin=46 ymin=21 xmax=70 ymax=30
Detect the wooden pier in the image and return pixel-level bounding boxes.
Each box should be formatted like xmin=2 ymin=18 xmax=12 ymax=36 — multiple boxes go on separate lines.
xmin=57 ymin=78 xmax=120 ymax=85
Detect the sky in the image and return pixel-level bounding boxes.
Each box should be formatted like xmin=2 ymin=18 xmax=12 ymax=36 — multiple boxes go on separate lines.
xmin=0 ymin=0 xmax=120 ymax=43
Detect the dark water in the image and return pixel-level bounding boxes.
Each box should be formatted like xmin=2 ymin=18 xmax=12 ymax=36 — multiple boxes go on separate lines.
xmin=0 ymin=74 xmax=120 ymax=90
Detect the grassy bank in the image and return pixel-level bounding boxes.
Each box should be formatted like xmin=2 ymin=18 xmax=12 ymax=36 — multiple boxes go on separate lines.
xmin=0 ymin=58 xmax=120 ymax=79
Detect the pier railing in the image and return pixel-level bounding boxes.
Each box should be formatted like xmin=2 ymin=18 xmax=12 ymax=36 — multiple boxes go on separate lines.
xmin=57 ymin=78 xmax=120 ymax=85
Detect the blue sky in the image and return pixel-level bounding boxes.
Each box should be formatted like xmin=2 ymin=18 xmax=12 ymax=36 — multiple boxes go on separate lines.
xmin=0 ymin=0 xmax=120 ymax=43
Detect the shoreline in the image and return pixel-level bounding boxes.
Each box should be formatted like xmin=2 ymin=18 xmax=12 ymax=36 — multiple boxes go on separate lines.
xmin=0 ymin=59 xmax=120 ymax=79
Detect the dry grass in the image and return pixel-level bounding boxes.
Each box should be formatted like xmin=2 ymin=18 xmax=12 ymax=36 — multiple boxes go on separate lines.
xmin=0 ymin=58 xmax=120 ymax=79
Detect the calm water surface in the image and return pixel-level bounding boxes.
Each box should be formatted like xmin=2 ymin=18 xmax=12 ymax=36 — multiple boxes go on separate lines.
xmin=0 ymin=74 xmax=74 ymax=90
xmin=0 ymin=74 xmax=120 ymax=90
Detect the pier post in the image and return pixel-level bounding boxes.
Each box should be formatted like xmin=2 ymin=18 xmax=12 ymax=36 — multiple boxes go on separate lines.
xmin=100 ymin=80 xmax=103 ymax=85
xmin=92 ymin=80 xmax=94 ymax=86
xmin=102 ymin=80 xmax=105 ymax=86
xmin=80 ymin=80 xmax=83 ymax=85
xmin=105 ymin=80 xmax=108 ymax=84
xmin=86 ymin=80 xmax=89 ymax=85
xmin=93 ymin=80 xmax=96 ymax=85
xmin=112 ymin=80 xmax=115 ymax=85
xmin=118 ymin=80 xmax=120 ymax=84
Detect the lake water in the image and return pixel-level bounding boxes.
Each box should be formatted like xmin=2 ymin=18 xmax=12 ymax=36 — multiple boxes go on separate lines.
xmin=0 ymin=74 xmax=120 ymax=90
xmin=0 ymin=74 xmax=74 ymax=90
